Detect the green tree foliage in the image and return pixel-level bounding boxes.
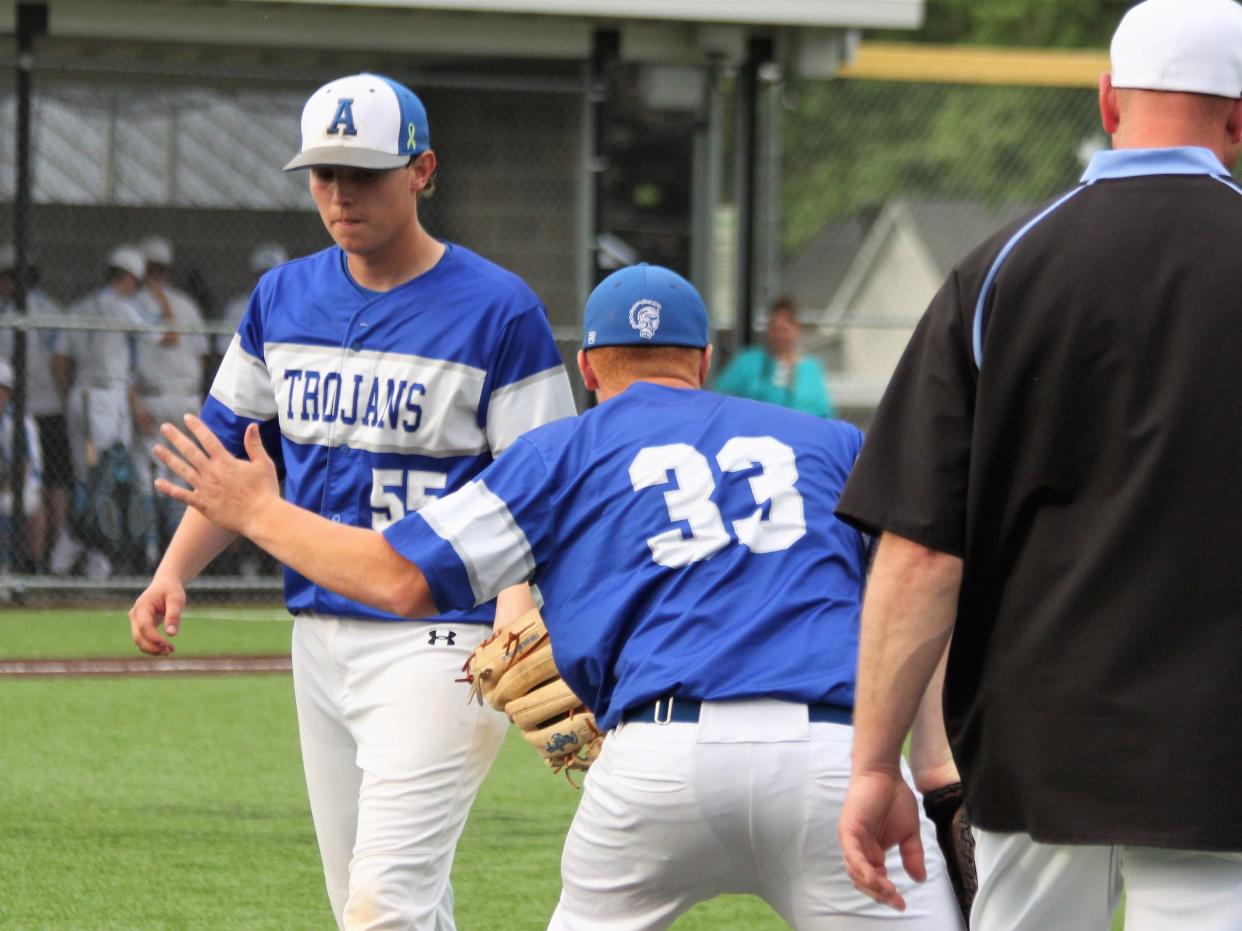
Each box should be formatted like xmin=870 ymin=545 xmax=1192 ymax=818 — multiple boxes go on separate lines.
xmin=905 ymin=0 xmax=1129 ymax=47
xmin=782 ymin=81 xmax=1100 ymax=255
xmin=781 ymin=0 xmax=1123 ymax=255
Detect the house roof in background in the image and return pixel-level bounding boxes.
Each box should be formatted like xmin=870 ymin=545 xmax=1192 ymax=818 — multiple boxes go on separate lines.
xmin=899 ymin=198 xmax=1032 ymax=274
xmin=780 ymin=213 xmax=872 ymax=315
xmin=785 ymin=197 xmax=1035 ymax=319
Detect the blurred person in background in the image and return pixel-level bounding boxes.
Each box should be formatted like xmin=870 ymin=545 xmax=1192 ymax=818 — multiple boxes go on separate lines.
xmin=0 ymin=245 xmax=72 ymax=572
xmin=0 ymin=359 xmax=46 ymax=577
xmin=714 ymin=296 xmax=835 ymax=418
xmin=52 ymin=245 xmax=148 ymax=579
xmin=134 ymin=236 xmax=209 ymax=560
xmin=221 ymin=242 xmax=288 ymax=339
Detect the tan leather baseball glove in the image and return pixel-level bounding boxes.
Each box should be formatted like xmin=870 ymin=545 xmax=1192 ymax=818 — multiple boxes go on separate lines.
xmin=461 ymin=608 xmax=603 ymax=776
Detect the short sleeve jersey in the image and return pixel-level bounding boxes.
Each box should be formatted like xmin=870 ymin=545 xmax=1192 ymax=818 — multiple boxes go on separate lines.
xmin=136 ymin=285 xmax=208 ymax=398
xmin=66 ymin=287 xmax=146 ymax=390
xmin=384 ymin=384 xmax=869 ymax=731
xmin=836 ymin=147 xmax=1242 ymax=849
xmin=202 ymin=243 xmax=575 ymax=624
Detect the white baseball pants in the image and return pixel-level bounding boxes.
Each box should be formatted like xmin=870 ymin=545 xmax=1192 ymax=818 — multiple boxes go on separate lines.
xmin=549 ymin=698 xmax=963 ymax=931
xmin=973 ymin=830 xmax=1242 ymax=931
xmin=292 ymin=616 xmax=509 ymax=931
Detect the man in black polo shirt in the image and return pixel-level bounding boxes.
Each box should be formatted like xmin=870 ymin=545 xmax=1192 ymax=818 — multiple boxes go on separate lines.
xmin=834 ymin=0 xmax=1242 ymax=928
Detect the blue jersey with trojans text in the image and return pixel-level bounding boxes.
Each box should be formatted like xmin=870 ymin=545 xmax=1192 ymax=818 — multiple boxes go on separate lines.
xmin=202 ymin=243 xmax=575 ymax=623
xmin=384 ymin=384 xmax=869 ymax=730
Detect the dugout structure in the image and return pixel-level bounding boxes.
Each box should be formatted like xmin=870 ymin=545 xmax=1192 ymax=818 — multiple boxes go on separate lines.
xmin=0 ymin=0 xmax=919 ymax=599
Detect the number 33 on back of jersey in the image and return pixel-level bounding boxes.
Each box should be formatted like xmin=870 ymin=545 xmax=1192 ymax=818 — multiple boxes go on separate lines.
xmin=628 ymin=436 xmax=806 ymax=568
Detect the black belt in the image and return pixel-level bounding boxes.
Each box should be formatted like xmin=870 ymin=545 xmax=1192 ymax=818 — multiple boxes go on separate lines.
xmin=621 ymin=697 xmax=852 ymax=726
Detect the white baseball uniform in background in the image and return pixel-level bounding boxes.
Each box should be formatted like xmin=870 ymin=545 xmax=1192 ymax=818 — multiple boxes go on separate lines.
xmin=63 ymin=284 xmax=145 ymax=481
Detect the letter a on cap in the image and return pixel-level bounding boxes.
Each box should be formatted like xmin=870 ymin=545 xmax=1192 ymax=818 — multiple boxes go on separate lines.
xmin=327 ymin=98 xmax=358 ymax=137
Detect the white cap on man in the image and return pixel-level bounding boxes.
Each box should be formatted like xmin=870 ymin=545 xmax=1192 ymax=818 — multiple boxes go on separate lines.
xmin=0 ymin=359 xmax=13 ymax=390
xmin=107 ymin=245 xmax=146 ymax=281
xmin=1111 ymin=0 xmax=1242 ymax=99
xmin=140 ymin=236 xmax=174 ymax=267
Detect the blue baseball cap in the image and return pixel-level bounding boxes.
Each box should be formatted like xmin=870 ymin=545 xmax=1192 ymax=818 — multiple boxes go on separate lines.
xmin=582 ymin=264 xmax=710 ymax=350
xmin=284 ymin=72 xmax=430 ymax=171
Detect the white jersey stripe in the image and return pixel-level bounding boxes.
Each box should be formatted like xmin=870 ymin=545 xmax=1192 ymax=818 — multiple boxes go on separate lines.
xmin=486 ymin=365 xmax=576 ymax=455
xmin=210 ymin=333 xmax=280 ymax=421
xmin=417 ymin=479 xmax=535 ymax=605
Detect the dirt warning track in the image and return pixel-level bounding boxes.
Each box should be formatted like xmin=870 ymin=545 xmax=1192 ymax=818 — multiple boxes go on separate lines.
xmin=0 ymin=655 xmax=292 ymax=677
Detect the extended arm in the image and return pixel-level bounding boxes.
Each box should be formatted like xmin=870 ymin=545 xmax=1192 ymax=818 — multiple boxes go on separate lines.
xmin=243 ymin=494 xmax=435 ymax=619
xmin=153 ymin=415 xmax=435 ymax=621
xmin=839 ymin=531 xmax=962 ymax=911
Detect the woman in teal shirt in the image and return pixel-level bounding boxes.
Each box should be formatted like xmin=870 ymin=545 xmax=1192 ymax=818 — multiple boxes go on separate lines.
xmin=714 ymin=297 xmax=835 ymax=417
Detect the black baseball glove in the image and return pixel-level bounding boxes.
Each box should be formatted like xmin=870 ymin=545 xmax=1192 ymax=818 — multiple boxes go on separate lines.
xmin=922 ymin=782 xmax=977 ymax=922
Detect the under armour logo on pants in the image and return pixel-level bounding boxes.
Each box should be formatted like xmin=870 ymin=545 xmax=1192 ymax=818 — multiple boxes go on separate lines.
xmin=428 ymin=629 xmax=457 ymax=646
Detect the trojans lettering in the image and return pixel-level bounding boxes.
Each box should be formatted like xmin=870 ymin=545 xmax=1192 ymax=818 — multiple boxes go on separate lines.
xmin=283 ymin=367 xmax=425 ymax=433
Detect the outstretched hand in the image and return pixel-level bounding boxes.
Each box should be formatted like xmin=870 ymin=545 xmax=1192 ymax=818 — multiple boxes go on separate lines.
xmin=153 ymin=415 xmax=279 ymax=538
xmin=839 ymin=769 xmax=927 ymax=912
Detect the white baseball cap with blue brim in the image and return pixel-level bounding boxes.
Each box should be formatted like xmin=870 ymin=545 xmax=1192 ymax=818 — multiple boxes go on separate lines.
xmin=284 ymin=72 xmax=431 ymax=172
xmin=583 ymin=264 xmax=710 ymax=350
xmin=1111 ymin=0 xmax=1242 ymax=99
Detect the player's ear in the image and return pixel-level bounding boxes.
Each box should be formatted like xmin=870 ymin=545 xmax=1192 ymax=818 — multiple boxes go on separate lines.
xmin=698 ymin=345 xmax=713 ymax=388
xmin=1227 ymin=98 xmax=1242 ymax=145
xmin=409 ymin=151 xmax=436 ymax=194
xmin=1098 ymin=73 xmax=1121 ymax=135
xmin=577 ymin=350 xmax=600 ymax=392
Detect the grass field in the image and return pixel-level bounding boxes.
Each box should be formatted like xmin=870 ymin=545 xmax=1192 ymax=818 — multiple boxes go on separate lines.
xmin=0 ymin=608 xmax=787 ymax=930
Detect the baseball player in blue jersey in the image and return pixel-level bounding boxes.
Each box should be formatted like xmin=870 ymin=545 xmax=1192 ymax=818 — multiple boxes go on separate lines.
xmin=149 ymin=264 xmax=962 ymax=929
xmin=128 ymin=73 xmax=575 ymax=930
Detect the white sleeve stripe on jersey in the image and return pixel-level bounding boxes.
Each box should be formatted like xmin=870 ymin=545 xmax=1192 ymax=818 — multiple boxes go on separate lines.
xmin=488 ymin=365 xmax=569 ymax=401
xmin=486 ymin=366 xmax=576 ymax=456
xmin=209 ymin=333 xmax=279 ymax=421
xmin=417 ymin=479 xmax=536 ymax=606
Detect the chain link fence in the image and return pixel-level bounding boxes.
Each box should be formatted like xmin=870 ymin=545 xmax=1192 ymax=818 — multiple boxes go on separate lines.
xmin=0 ymin=45 xmax=587 ymax=603
xmin=0 ymin=38 xmax=1133 ymax=603
xmin=777 ymin=76 xmax=1104 ymax=425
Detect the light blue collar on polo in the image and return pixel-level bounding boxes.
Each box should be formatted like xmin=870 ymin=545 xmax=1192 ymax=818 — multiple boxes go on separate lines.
xmin=973 ymin=146 xmax=1239 ymax=369
xmin=1081 ymin=146 xmax=1231 ymax=182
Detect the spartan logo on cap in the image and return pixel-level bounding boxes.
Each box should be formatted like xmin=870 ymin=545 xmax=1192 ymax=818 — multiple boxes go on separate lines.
xmin=628 ymin=299 xmax=661 ymax=340
xmin=327 ymin=98 xmax=358 ymax=137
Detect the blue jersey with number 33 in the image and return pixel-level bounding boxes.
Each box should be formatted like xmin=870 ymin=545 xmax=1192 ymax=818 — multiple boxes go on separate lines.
xmin=383 ymin=383 xmax=868 ymax=730
xmin=201 ymin=243 xmax=575 ymax=624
